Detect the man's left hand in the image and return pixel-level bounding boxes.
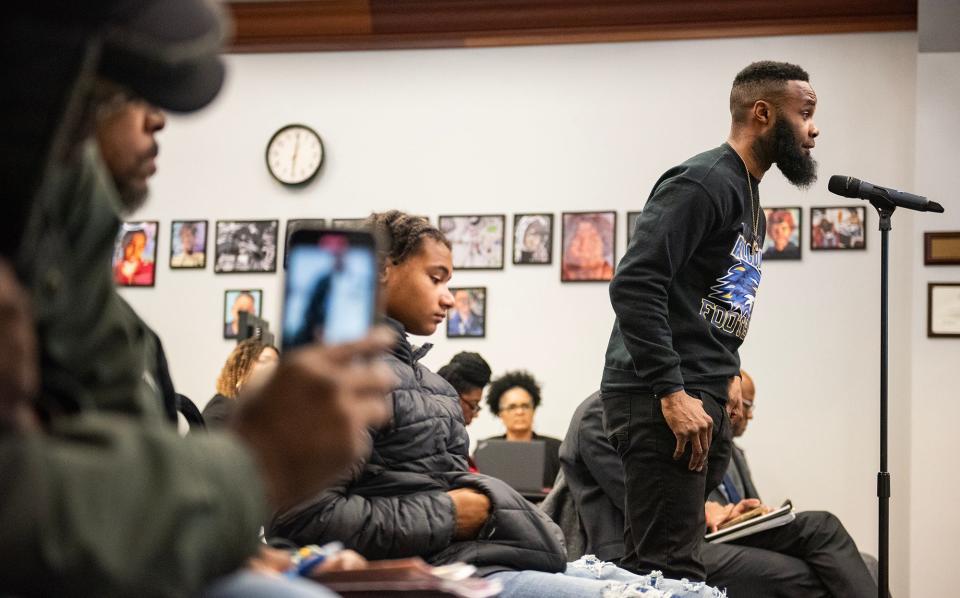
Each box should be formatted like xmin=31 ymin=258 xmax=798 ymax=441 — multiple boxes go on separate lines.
xmin=726 ymin=375 xmax=744 ymax=427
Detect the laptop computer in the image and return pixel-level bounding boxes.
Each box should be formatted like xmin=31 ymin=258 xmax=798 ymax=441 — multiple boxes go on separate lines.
xmin=473 ymin=439 xmax=547 ymax=496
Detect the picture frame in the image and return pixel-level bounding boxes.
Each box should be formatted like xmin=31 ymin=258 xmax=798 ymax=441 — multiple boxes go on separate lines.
xmin=332 ymin=218 xmax=367 ymax=230
xmin=214 ymin=220 xmax=279 ymax=273
xmin=438 ymin=215 xmax=506 ymax=270
xmin=513 ymin=213 xmax=553 ymax=265
xmin=224 ymin=289 xmax=263 ymax=339
xmin=170 ymin=220 xmax=208 ymax=269
xmin=924 ymin=232 xmax=960 ymax=265
xmin=928 ymin=283 xmax=960 ymax=338
xmin=627 ymin=211 xmax=643 ymax=245
xmin=447 ymin=287 xmax=486 ymax=338
xmin=810 ymin=206 xmax=867 ymax=251
xmin=561 ymin=211 xmax=617 ymax=282
xmin=761 ymin=207 xmax=802 ymax=261
xmin=113 ymin=220 xmax=159 ymax=287
xmin=284 ymin=218 xmax=327 ymax=269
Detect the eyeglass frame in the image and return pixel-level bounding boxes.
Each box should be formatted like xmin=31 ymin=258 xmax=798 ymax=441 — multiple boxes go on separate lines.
xmin=501 ymin=402 xmax=534 ymax=413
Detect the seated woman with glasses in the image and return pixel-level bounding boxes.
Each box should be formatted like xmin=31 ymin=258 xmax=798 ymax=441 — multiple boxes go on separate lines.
xmin=483 ymin=370 xmax=562 ymax=489
xmin=438 ymin=351 xmax=492 ymax=427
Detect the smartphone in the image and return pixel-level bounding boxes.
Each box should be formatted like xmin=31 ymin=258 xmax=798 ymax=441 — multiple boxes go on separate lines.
xmin=282 ymin=228 xmax=378 ymax=349
xmin=717 ymin=506 xmax=765 ymax=531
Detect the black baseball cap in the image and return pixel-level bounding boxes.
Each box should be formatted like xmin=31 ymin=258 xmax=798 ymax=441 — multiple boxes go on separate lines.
xmin=97 ymin=0 xmax=229 ymax=113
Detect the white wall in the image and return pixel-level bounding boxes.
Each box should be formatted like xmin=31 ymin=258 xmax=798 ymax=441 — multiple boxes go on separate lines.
xmin=120 ymin=31 xmax=921 ymax=595
xmin=909 ymin=51 xmax=960 ymax=596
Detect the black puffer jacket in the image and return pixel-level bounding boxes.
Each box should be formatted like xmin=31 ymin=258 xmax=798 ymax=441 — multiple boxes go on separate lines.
xmin=268 ymin=319 xmax=567 ymax=573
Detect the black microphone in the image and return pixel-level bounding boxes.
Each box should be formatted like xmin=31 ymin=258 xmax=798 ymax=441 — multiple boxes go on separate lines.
xmin=828 ymin=175 xmax=944 ymax=213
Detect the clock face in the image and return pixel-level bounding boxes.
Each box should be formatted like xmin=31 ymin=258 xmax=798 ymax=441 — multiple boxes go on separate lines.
xmin=266 ymin=124 xmax=324 ymax=186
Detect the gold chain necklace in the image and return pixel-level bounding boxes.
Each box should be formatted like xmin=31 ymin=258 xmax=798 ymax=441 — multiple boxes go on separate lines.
xmin=742 ymin=158 xmax=761 ymax=254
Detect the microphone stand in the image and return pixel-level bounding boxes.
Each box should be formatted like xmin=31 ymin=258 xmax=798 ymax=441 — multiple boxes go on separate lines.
xmin=868 ymin=196 xmax=895 ymax=598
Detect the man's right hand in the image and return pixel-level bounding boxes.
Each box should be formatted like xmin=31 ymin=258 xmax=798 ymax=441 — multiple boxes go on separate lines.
xmin=231 ymin=328 xmax=395 ymax=511
xmin=660 ymin=389 xmax=713 ymax=472
xmin=446 ymin=488 xmax=491 ymax=540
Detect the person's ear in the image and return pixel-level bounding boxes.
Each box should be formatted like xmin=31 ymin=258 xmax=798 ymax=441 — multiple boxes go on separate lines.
xmin=379 ymin=260 xmax=393 ymax=286
xmin=752 ymin=100 xmax=773 ymax=126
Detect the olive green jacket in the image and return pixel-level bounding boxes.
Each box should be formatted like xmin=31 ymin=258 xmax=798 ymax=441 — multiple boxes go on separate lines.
xmin=0 ymin=143 xmax=267 ymax=597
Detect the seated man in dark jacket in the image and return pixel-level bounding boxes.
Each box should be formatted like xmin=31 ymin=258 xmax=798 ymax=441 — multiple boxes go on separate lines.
xmin=561 ymin=389 xmax=877 ymax=598
xmin=708 ymin=371 xmax=880 ymax=585
xmin=269 ymin=211 xmax=721 ymax=598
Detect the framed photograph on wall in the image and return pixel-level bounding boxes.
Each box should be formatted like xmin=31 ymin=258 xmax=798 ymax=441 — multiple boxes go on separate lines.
xmin=214 ymin=220 xmax=279 ymax=273
xmin=513 ymin=214 xmax=553 ymax=265
xmin=113 ymin=221 xmax=159 ymax=287
xmin=626 ymin=211 xmax=642 ymax=245
xmin=224 ymin=289 xmax=263 ymax=339
xmin=447 ymin=287 xmax=486 ymax=338
xmin=332 ymin=218 xmax=367 ymax=230
xmin=561 ymin=211 xmax=616 ymax=282
xmin=928 ymin=283 xmax=960 ymax=338
xmin=170 ymin=220 xmax=208 ymax=269
xmin=810 ymin=206 xmax=867 ymax=250
xmin=438 ymin=215 xmax=505 ymax=270
xmin=761 ymin=207 xmax=802 ymax=260
xmin=284 ymin=218 xmax=327 ymax=268
xmin=924 ymin=232 xmax=960 ymax=265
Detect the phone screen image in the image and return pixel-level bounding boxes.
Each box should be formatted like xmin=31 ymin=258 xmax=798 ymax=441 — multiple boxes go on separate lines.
xmin=283 ymin=232 xmax=376 ymax=348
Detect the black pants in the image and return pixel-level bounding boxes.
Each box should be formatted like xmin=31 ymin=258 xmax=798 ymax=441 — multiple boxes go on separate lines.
xmin=602 ymin=390 xmax=732 ymax=581
xmin=706 ymin=511 xmax=878 ymax=598
xmin=703 ymin=538 xmax=828 ymax=597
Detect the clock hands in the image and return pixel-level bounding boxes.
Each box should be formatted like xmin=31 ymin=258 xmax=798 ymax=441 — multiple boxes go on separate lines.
xmin=291 ymin=131 xmax=301 ymax=174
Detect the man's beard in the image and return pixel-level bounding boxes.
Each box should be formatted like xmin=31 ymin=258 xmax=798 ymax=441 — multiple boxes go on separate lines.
xmin=115 ymin=180 xmax=149 ymax=213
xmin=771 ymin=117 xmax=817 ymax=189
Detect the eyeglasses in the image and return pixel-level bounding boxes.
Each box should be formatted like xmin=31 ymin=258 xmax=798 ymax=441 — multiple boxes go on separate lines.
xmin=501 ymin=403 xmax=533 ymax=413
xmin=460 ymin=397 xmax=482 ymax=414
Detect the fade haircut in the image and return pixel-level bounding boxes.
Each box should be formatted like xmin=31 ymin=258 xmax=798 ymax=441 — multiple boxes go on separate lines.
xmin=486 ymin=370 xmax=542 ymax=416
xmin=363 ymin=210 xmax=450 ymax=269
xmin=730 ymin=61 xmax=810 ymax=124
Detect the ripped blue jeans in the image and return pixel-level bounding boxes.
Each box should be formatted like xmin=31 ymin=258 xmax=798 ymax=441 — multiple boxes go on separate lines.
xmin=486 ymin=555 xmax=725 ymax=598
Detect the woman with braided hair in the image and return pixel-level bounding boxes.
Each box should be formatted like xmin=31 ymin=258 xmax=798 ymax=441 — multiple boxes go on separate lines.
xmin=269 ymin=210 xmax=720 ymax=597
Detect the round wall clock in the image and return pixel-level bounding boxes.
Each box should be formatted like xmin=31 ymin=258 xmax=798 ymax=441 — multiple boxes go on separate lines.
xmin=265 ymin=124 xmax=324 ymax=186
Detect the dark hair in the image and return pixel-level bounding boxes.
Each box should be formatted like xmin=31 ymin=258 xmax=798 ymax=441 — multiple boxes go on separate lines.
xmin=363 ymin=210 xmax=450 ymax=268
xmin=730 ymin=61 xmax=810 ymax=123
xmin=486 ymin=370 xmax=542 ymax=416
xmin=438 ymin=352 xmax=492 ymax=395
xmin=767 ymin=209 xmax=796 ymax=230
xmin=122 ymin=228 xmax=147 ymax=246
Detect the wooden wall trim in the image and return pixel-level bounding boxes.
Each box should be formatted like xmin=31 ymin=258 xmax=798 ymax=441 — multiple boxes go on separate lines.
xmin=226 ymin=0 xmax=917 ymax=54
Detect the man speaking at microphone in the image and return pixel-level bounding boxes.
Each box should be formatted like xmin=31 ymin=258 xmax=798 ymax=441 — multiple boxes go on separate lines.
xmin=601 ymin=61 xmax=825 ymax=584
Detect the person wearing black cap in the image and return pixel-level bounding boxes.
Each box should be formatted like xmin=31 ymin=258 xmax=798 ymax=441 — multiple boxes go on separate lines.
xmin=0 ymin=2 xmax=393 ymax=596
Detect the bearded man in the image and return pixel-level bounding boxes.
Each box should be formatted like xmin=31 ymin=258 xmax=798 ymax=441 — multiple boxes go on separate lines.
xmin=600 ymin=61 xmax=819 ymax=582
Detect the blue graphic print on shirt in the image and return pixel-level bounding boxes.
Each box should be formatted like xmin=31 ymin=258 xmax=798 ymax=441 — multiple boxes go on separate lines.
xmin=699 ymin=234 xmax=763 ymax=340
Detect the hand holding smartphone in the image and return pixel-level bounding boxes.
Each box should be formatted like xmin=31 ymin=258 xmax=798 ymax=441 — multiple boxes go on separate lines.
xmin=717 ymin=505 xmax=765 ymax=530
xmin=283 ymin=228 xmax=378 ymax=349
